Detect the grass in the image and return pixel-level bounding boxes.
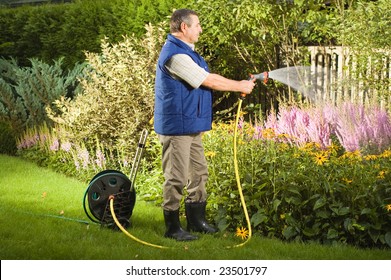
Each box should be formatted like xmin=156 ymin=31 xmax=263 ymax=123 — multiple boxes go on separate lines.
xmin=0 ymin=154 xmax=390 ymax=260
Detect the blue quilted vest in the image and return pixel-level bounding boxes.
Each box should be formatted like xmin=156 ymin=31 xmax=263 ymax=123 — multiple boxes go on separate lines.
xmin=154 ymin=34 xmax=212 ymax=135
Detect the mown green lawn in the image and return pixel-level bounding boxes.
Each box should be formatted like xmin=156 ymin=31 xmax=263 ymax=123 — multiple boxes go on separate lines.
xmin=1 ymin=154 xmax=390 ymax=260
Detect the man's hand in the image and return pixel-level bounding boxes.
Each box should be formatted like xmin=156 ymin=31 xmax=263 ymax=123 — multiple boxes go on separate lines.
xmin=239 ymin=78 xmax=256 ymax=94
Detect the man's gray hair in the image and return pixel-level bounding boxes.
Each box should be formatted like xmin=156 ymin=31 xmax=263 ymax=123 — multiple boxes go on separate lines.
xmin=170 ymin=9 xmax=198 ymax=33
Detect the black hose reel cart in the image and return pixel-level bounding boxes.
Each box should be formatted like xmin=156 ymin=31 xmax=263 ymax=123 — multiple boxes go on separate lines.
xmin=83 ymin=129 xmax=148 ymax=230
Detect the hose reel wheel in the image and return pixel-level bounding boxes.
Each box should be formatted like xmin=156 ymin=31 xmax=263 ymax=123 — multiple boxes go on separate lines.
xmin=86 ymin=170 xmax=136 ymax=229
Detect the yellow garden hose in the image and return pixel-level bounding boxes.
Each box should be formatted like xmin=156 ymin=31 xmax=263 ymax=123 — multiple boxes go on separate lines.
xmin=109 ymin=196 xmax=169 ymax=249
xmin=228 ymin=97 xmax=252 ymax=248
xmin=109 ymin=97 xmax=251 ymax=249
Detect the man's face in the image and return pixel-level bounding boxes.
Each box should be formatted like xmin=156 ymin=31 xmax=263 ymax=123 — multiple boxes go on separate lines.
xmin=183 ymin=15 xmax=202 ymax=44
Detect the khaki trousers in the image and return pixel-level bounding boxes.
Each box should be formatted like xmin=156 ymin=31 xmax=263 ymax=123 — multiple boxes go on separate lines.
xmin=158 ymin=133 xmax=208 ymax=211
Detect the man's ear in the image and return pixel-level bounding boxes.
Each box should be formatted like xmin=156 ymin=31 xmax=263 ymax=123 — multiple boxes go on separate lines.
xmin=180 ymin=22 xmax=187 ymax=32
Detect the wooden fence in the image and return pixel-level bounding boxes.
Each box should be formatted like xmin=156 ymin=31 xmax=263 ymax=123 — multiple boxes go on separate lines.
xmin=306 ymin=46 xmax=390 ymax=108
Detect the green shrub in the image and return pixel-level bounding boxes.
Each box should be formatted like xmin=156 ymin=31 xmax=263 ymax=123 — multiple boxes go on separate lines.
xmin=0 ymin=121 xmax=16 ymax=155
xmin=0 ymin=0 xmax=187 ymax=68
xmin=203 ymin=121 xmax=391 ymax=248
xmin=47 ymin=23 xmax=166 ymax=157
xmin=0 ymin=57 xmax=85 ymax=136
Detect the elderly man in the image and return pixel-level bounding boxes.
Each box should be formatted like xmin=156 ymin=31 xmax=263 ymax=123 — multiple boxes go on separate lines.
xmin=154 ymin=9 xmax=255 ymax=241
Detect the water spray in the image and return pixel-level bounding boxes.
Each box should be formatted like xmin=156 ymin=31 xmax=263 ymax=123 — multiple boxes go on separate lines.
xmin=249 ymin=66 xmax=319 ymax=101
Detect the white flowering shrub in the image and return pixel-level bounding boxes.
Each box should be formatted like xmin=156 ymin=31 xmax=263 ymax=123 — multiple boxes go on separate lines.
xmin=47 ymin=23 xmax=167 ymax=154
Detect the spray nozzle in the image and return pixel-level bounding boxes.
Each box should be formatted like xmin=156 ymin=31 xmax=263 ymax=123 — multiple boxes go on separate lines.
xmin=240 ymin=71 xmax=269 ymax=100
xmin=252 ymin=71 xmax=269 ymax=84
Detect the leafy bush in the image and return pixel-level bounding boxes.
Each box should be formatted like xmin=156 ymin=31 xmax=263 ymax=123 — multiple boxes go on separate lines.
xmin=0 ymin=0 xmax=186 ymax=68
xmin=203 ymin=103 xmax=391 ymax=248
xmin=47 ymin=23 xmax=166 ymax=156
xmin=0 ymin=121 xmax=16 ymax=155
xmin=0 ymin=57 xmax=85 ymax=135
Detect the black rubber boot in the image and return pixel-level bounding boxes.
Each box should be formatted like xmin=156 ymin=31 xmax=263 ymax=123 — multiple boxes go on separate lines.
xmin=185 ymin=201 xmax=218 ymax=234
xmin=163 ymin=209 xmax=198 ymax=241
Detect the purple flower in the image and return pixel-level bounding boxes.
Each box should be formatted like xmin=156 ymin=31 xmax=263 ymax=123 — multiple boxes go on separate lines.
xmin=61 ymin=141 xmax=72 ymax=152
xmin=254 ymin=101 xmax=391 ymax=154
xmin=74 ymin=158 xmax=80 ymax=170
xmin=50 ymin=139 xmax=59 ymax=151
xmin=77 ymin=148 xmax=90 ymax=169
xmin=95 ymin=150 xmax=106 ymax=169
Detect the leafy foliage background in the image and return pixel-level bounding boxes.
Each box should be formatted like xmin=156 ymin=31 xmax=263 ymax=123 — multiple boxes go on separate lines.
xmin=0 ymin=0 xmax=184 ymax=68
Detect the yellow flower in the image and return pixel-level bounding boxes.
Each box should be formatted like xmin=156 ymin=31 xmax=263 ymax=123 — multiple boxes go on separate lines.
xmin=380 ymin=149 xmax=391 ymax=158
xmin=342 ymin=178 xmax=352 ymax=184
xmin=385 ymin=204 xmax=391 ymax=212
xmin=205 ymin=151 xmax=216 ymax=158
xmin=377 ymin=170 xmax=387 ymax=179
xmin=314 ymin=152 xmax=328 ymax=165
xmin=235 ymin=227 xmax=249 ymax=240
xmin=300 ymin=142 xmax=317 ymax=152
xmin=341 ymin=150 xmax=362 ymax=161
xmin=327 ymin=142 xmax=340 ymax=153
xmin=311 ymin=142 xmax=322 ymax=150
xmin=278 ymin=143 xmax=289 ymax=152
xmin=364 ymin=154 xmax=378 ymax=161
xmin=246 ymin=126 xmax=256 ymax=136
xmin=261 ymin=128 xmax=275 ymax=139
xmin=293 ymin=153 xmax=301 ymax=158
xmin=277 ymin=133 xmax=292 ymax=141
